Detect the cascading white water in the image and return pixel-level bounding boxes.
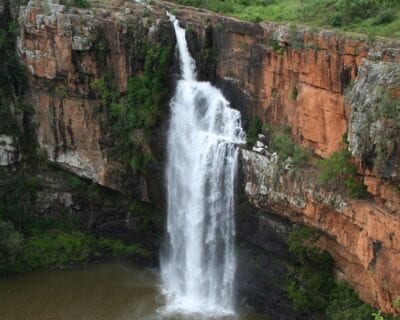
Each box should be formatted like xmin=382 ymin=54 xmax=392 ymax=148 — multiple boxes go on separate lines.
xmin=161 ymin=14 xmax=246 ymax=316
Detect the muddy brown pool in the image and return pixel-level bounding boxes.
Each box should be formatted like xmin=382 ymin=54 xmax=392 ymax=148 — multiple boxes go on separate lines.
xmin=0 ymin=261 xmax=267 ymax=320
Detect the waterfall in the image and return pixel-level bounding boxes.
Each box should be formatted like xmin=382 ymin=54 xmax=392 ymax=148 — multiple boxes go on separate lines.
xmin=161 ymin=14 xmax=246 ymax=316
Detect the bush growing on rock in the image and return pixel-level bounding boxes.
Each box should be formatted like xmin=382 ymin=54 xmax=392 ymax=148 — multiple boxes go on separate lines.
xmin=268 ymin=125 xmax=311 ymax=168
xmin=287 ymin=226 xmax=377 ymax=320
xmin=0 ymin=221 xmax=147 ymax=275
xmin=246 ymin=117 xmax=262 ymax=145
xmin=317 ymin=149 xmax=367 ymax=198
xmin=60 ymin=0 xmax=90 ymax=8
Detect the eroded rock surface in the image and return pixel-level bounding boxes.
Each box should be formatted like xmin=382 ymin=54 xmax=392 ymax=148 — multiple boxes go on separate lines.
xmin=19 ymin=0 xmax=174 ymax=200
xmin=242 ymin=149 xmax=400 ymax=314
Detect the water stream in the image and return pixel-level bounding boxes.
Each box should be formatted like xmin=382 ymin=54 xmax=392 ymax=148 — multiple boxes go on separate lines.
xmin=161 ymin=14 xmax=245 ymax=316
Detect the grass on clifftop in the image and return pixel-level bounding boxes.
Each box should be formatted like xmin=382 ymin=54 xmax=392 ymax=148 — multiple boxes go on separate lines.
xmin=171 ymin=0 xmax=400 ymax=39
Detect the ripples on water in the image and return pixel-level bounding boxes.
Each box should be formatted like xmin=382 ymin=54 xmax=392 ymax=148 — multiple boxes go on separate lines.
xmin=0 ymin=262 xmax=266 ymax=320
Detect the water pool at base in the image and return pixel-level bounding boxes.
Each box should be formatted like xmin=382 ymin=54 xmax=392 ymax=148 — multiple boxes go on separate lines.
xmin=0 ymin=261 xmax=267 ymax=320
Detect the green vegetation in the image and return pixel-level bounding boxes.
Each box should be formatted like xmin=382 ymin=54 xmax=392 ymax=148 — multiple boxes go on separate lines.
xmin=267 ymin=125 xmax=311 ymax=167
xmin=0 ymin=2 xmax=27 ymax=137
xmin=317 ymin=148 xmax=367 ymax=198
xmin=0 ymin=173 xmax=42 ymax=231
xmin=172 ymin=0 xmax=400 ymax=38
xmin=289 ymin=86 xmax=298 ymax=101
xmin=66 ymin=175 xmax=86 ymax=190
xmin=60 ymin=0 xmax=90 ymax=8
xmin=375 ymin=87 xmax=400 ymax=122
xmin=287 ymin=226 xmax=376 ymax=319
xmin=246 ymin=117 xmax=262 ymax=145
xmin=394 ymin=297 xmax=400 ymax=309
xmin=0 ymin=215 xmax=147 ymax=276
xmin=0 ymin=168 xmax=147 ymax=276
xmin=371 ymin=88 xmax=400 ymax=174
xmin=110 ymin=42 xmax=171 ymax=136
xmin=92 ymin=41 xmax=172 ymax=174
xmin=248 ymin=120 xmax=366 ymax=199
xmin=247 ymin=121 xmax=311 ymax=167
xmin=373 ymin=312 xmax=385 ymax=320
xmin=128 ymin=201 xmax=163 ymax=234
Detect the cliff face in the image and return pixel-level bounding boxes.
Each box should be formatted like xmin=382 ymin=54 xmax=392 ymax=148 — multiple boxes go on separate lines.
xmin=16 ymin=0 xmax=400 ymax=315
xmin=169 ymin=5 xmax=400 ymax=313
xmin=18 ymin=0 xmax=174 ymax=204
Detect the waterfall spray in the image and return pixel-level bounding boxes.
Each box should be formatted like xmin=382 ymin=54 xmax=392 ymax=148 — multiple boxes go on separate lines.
xmin=161 ymin=13 xmax=246 ymax=315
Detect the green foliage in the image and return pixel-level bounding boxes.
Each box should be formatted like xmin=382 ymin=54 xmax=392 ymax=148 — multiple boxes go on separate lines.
xmin=98 ymin=238 xmax=147 ymax=257
xmin=369 ymin=88 xmax=400 ymax=175
xmin=128 ymin=201 xmax=163 ymax=232
xmin=0 ymin=3 xmax=27 ymax=136
xmin=317 ymin=149 xmax=367 ymax=198
xmin=20 ymin=231 xmax=95 ymax=271
xmin=290 ymin=86 xmax=298 ymax=100
xmin=110 ymin=42 xmax=171 ymax=136
xmin=270 ymin=39 xmax=284 ymax=54
xmin=170 ymin=0 xmax=400 ymax=39
xmin=287 ymin=226 xmax=376 ymax=319
xmin=91 ymin=72 xmax=119 ymax=106
xmin=325 ymin=281 xmax=374 ymax=320
xmin=66 ymin=175 xmax=86 ymax=190
xmin=247 ymin=117 xmax=262 ymax=145
xmin=60 ymin=0 xmax=90 ymax=8
xmin=0 ymin=221 xmax=24 ymax=269
xmin=0 ymin=173 xmax=42 ymax=231
xmin=287 ymin=227 xmax=336 ymax=315
xmin=268 ymin=126 xmax=311 ymax=167
xmin=0 ymin=216 xmax=147 ymax=275
xmin=372 ymin=311 xmax=385 ymax=320
xmin=394 ymin=296 xmax=400 ymax=309
xmin=92 ymin=41 xmax=172 ymax=173
xmin=372 ymin=10 xmax=395 ymax=26
xmin=130 ymin=152 xmax=154 ymax=174
xmin=376 ymin=88 xmax=400 ymax=121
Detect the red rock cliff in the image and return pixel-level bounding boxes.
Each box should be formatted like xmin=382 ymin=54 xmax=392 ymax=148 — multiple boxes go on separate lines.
xmin=167 ymin=4 xmax=400 ymax=313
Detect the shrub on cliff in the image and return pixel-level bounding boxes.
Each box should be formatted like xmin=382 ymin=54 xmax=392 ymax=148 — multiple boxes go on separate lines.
xmin=287 ymin=226 xmax=376 ymax=319
xmin=91 ymin=41 xmax=172 ymax=174
xmin=246 ymin=117 xmax=262 ymax=145
xmin=287 ymin=227 xmax=335 ymax=316
xmin=317 ymin=149 xmax=367 ymax=198
xmin=267 ymin=125 xmax=311 ymax=168
xmin=0 ymin=220 xmax=148 ymax=275
xmin=60 ymin=0 xmax=90 ymax=8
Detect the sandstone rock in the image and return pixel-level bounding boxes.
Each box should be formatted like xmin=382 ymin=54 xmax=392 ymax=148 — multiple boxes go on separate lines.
xmin=19 ymin=0 xmax=173 ymax=199
xmin=241 ymin=149 xmax=400 ymax=314
xmin=347 ymin=59 xmax=400 ymax=185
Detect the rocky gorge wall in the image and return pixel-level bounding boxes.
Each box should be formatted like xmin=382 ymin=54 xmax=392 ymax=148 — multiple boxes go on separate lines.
xmin=11 ymin=0 xmax=400 ymax=316
xmin=17 ymin=0 xmax=175 ymax=205
xmin=167 ymin=4 xmax=400 ymax=314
